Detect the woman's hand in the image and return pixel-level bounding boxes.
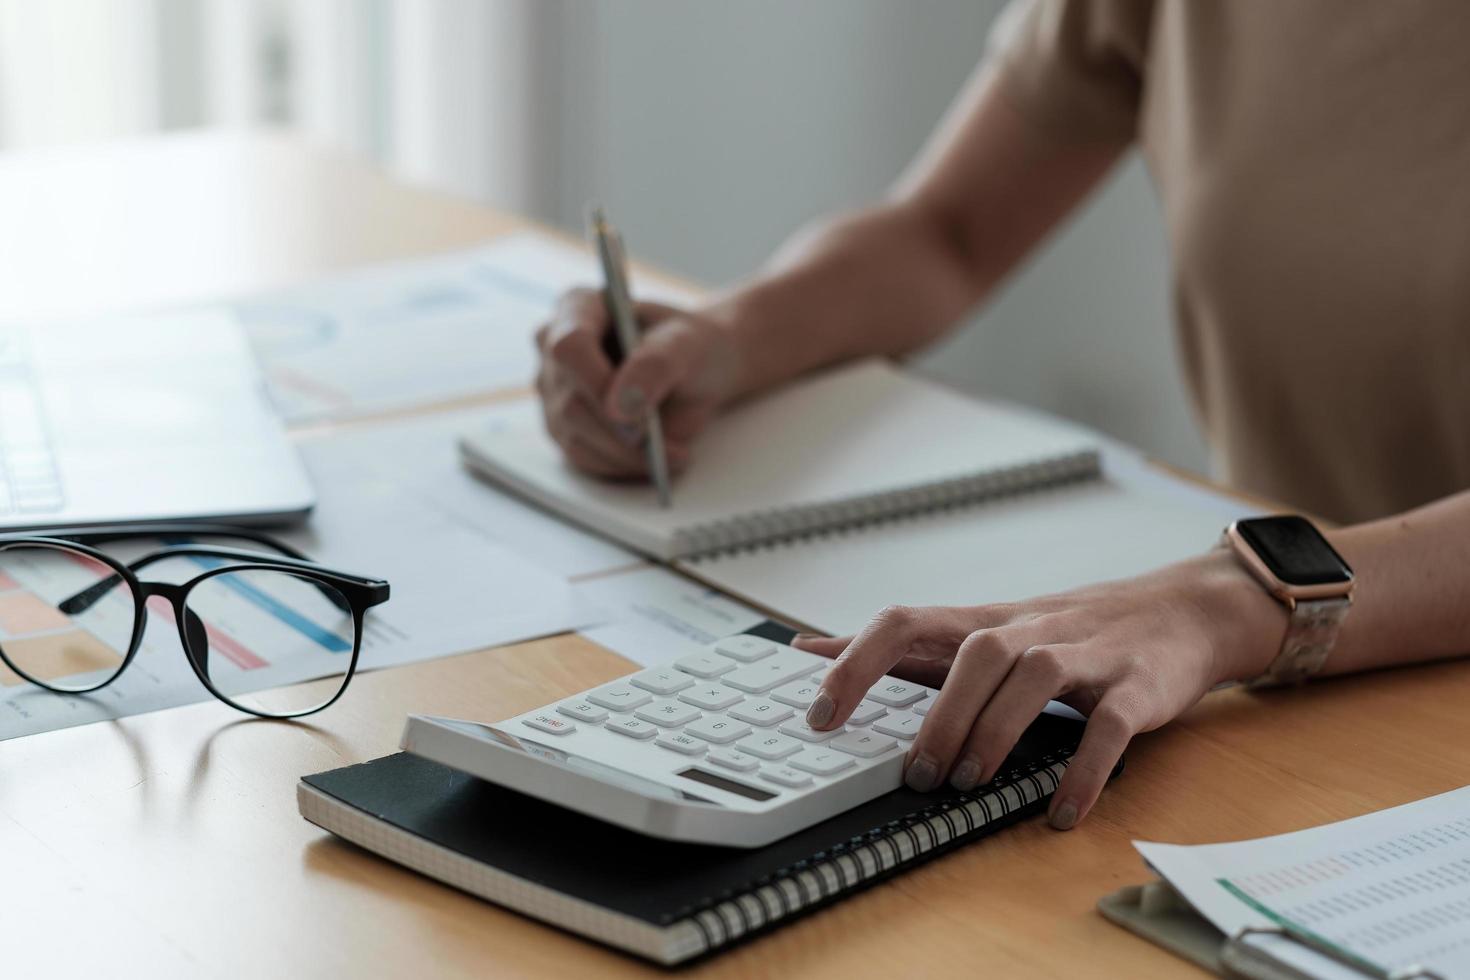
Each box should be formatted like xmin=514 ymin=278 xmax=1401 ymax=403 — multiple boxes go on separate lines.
xmin=793 ymin=551 xmax=1287 ymax=829
xmin=533 ymin=288 xmax=741 ymax=479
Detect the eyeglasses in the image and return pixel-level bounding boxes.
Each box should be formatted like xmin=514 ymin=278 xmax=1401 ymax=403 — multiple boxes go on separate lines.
xmin=0 ymin=524 xmax=390 ymax=719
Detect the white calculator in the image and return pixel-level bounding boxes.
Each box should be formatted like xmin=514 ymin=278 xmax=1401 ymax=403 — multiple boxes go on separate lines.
xmin=400 ymin=634 xmax=942 ymax=848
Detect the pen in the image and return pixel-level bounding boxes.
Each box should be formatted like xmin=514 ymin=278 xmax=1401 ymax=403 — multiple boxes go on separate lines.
xmin=588 ymin=205 xmax=673 ymax=508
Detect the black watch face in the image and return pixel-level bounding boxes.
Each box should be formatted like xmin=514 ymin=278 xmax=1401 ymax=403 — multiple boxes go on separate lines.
xmin=1236 ymin=516 xmax=1353 ymax=587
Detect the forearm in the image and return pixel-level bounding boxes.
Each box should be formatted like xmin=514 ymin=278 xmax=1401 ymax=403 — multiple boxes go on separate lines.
xmin=1322 ymin=489 xmax=1470 ymax=676
xmin=701 ymin=68 xmax=1126 ymax=403
xmin=701 ymin=203 xmax=983 ymax=400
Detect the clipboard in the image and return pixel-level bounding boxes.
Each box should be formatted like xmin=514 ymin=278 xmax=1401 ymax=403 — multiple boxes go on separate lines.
xmin=1099 ymin=880 xmax=1448 ymax=980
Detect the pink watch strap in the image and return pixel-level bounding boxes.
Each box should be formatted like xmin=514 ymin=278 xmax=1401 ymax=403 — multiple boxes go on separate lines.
xmin=1246 ymin=595 xmax=1352 ymax=688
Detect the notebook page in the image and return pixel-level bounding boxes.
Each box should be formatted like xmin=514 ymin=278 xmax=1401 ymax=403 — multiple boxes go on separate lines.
xmin=684 ymin=478 xmax=1232 ymax=635
xmin=1136 ymin=784 xmax=1470 ymax=978
xmin=459 ymin=360 xmax=1098 ymax=559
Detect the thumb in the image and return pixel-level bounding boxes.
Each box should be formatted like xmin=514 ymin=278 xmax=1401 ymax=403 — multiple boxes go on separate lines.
xmin=605 ymin=316 xmax=703 ymax=423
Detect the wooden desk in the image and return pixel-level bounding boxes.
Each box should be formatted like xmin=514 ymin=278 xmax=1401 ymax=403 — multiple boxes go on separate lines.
xmin=3 ymin=132 xmax=1468 ymax=979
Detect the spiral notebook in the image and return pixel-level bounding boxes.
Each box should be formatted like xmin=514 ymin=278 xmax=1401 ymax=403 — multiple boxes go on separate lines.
xmin=298 ymin=710 xmax=1093 ymax=965
xmin=458 ymin=359 xmax=1101 ymax=561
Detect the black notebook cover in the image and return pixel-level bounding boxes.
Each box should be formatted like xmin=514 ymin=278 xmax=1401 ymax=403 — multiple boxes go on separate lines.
xmin=301 ymin=709 xmax=1092 ymax=964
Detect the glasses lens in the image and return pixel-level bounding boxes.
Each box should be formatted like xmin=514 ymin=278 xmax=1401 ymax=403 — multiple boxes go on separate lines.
xmin=0 ymin=543 xmax=138 ymax=692
xmin=182 ymin=568 xmax=357 ymax=717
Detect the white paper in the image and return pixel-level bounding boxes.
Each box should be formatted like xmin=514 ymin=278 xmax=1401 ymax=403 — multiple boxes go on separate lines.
xmin=575 ymin=565 xmax=766 ymax=667
xmin=293 ymin=407 xmax=637 ymax=580
xmin=688 ymin=477 xmax=1239 ymax=636
xmin=1102 ymin=445 xmax=1257 ymax=523
xmin=1137 ymin=785 xmax=1470 ymax=978
xmin=240 ymin=231 xmax=698 ymax=423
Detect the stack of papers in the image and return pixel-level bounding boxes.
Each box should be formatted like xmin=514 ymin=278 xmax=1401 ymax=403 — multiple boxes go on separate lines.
xmin=1136 ymin=785 xmax=1470 ymax=978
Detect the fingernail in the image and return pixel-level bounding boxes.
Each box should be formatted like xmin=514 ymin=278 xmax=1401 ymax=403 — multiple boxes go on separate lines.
xmin=791 ymin=632 xmax=820 ymax=647
xmin=1050 ymin=800 xmax=1079 ymax=831
xmin=614 ymin=423 xmax=642 ymax=447
xmin=618 ymin=386 xmax=645 ymax=417
xmin=905 ymin=756 xmax=939 ymax=793
xmin=805 ymin=691 xmax=835 ymax=728
xmin=950 ymin=758 xmax=982 ymax=791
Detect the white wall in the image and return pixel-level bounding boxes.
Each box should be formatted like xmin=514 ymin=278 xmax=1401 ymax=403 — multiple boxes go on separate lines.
xmin=556 ymin=0 xmax=1209 ymax=473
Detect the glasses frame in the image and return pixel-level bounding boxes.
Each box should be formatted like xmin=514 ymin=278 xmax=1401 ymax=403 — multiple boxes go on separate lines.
xmin=0 ymin=524 xmax=391 ymax=719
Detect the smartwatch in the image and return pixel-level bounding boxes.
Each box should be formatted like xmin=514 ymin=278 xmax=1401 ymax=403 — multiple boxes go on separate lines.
xmin=1224 ymin=515 xmax=1354 ymax=687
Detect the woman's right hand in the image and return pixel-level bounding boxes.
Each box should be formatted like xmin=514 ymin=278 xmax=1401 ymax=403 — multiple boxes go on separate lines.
xmin=533 ymin=288 xmax=741 ymax=479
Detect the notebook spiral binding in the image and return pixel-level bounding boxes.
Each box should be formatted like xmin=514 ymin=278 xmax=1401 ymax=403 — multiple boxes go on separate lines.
xmin=666 ymin=751 xmax=1075 ymax=961
xmin=679 ymin=450 xmax=1101 ymax=562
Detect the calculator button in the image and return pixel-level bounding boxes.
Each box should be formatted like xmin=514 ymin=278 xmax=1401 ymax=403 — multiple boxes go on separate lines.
xmin=684 ymin=716 xmax=752 ymax=744
xmin=678 ymin=684 xmax=745 ymax=711
xmin=522 ymin=713 xmax=575 ymax=736
xmin=673 ymin=652 xmax=736 ymax=678
xmin=735 ymin=732 xmax=803 ymax=760
xmin=830 ymin=730 xmax=899 ymax=758
xmin=873 ymin=714 xmax=922 ymax=739
xmin=866 ymin=679 xmax=927 ymax=707
xmin=846 ymin=700 xmax=887 ymax=725
xmin=728 ymin=698 xmax=794 ymax=727
xmin=656 ymin=732 xmax=707 ymax=755
xmin=604 ymin=717 xmax=659 ymax=740
xmin=707 ymin=748 xmax=761 ymax=772
xmin=778 ymin=720 xmax=844 ymax=743
xmin=636 ymin=701 xmax=702 ymax=727
xmin=724 ymin=652 xmax=821 ymax=693
xmin=760 ymin=765 xmax=813 ymax=789
xmin=557 ymin=700 xmax=608 ymax=723
xmin=629 ymin=667 xmax=696 ymax=696
xmin=769 ymin=680 xmax=821 ymax=708
xmin=586 ymin=683 xmax=653 ymax=712
xmin=912 ymin=697 xmax=931 ymax=717
xmin=787 ymin=748 xmax=856 ymax=777
xmin=712 ymin=636 xmax=776 ymax=662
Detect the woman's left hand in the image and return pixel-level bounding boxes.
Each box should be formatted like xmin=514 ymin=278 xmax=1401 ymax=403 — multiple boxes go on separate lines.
xmin=793 ymin=550 xmax=1286 ymax=830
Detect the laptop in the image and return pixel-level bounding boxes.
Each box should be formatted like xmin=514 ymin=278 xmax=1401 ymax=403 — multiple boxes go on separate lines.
xmin=0 ymin=310 xmax=313 ymax=530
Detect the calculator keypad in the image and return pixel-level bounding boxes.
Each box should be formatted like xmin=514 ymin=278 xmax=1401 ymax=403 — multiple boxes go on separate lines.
xmin=685 ymin=716 xmax=752 ymax=744
xmin=728 ymin=698 xmax=794 ymax=727
xmin=586 ymin=683 xmax=652 ymax=712
xmin=514 ymin=637 xmax=940 ymax=806
xmin=735 ymin=732 xmax=803 ymax=760
xmin=678 ymin=684 xmax=745 ymax=711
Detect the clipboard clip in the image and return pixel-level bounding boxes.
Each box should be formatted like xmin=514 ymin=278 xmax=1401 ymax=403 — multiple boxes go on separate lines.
xmin=1223 ymin=926 xmax=1446 ymax=980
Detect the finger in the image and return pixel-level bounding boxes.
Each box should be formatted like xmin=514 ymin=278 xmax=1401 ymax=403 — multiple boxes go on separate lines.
xmin=808 ymin=605 xmax=969 ymax=730
xmin=563 ymin=431 xmax=649 ymax=479
xmin=968 ymin=643 xmax=1097 ymax=786
xmin=1047 ymin=690 xmax=1139 ymax=830
xmin=790 ymin=634 xmax=852 ymax=657
xmin=563 ymin=390 xmax=647 ymax=463
xmin=904 ymin=627 xmax=1034 ymax=791
xmin=661 ymin=399 xmax=713 ymax=444
xmin=882 ymin=655 xmax=951 ymax=689
xmin=543 ymin=288 xmax=614 ymax=400
xmin=605 ymin=317 xmax=703 ymax=423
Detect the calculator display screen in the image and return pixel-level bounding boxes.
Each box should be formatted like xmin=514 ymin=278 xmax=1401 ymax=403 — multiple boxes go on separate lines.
xmin=677 ymin=767 xmax=777 ymax=802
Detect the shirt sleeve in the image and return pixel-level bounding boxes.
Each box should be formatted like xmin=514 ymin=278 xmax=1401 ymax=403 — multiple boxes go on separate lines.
xmin=988 ymin=0 xmax=1154 ymax=142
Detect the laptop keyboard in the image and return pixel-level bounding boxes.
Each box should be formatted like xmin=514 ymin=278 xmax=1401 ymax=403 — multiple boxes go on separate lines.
xmin=0 ymin=334 xmax=65 ymax=516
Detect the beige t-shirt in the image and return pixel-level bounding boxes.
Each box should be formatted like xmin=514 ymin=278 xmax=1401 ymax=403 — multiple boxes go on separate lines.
xmin=994 ymin=0 xmax=1470 ymax=523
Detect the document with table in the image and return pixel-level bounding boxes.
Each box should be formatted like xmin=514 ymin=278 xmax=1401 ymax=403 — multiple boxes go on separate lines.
xmin=1110 ymin=784 xmax=1470 ymax=978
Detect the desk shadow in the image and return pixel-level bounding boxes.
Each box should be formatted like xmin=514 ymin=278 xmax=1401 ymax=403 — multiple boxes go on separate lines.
xmin=183 ymin=715 xmax=355 ymax=811
xmin=0 ymin=689 xmax=156 ymax=809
